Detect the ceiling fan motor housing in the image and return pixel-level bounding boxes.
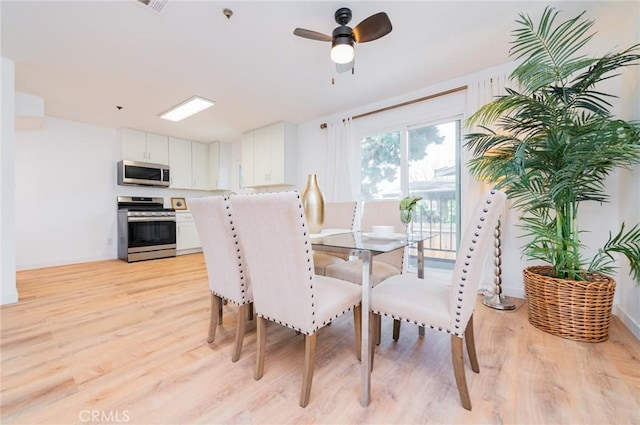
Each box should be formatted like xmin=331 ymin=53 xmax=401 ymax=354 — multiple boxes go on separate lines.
xmin=332 ymin=25 xmax=354 ymax=42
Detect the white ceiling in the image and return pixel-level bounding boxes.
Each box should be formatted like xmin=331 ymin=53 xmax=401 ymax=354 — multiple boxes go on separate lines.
xmin=1 ymin=1 xmax=632 ymax=144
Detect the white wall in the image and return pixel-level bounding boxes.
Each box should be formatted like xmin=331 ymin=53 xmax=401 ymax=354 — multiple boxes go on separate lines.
xmin=613 ymin=56 xmax=640 ymax=338
xmin=15 ymin=119 xmax=118 ymax=268
xmin=1 ymin=57 xmax=18 ymax=305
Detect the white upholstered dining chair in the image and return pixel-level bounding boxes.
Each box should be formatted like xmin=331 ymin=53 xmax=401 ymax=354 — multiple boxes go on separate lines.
xmin=324 ymin=199 xmax=405 ymax=285
xmin=369 ymin=189 xmax=507 ymax=410
xmin=231 ymin=191 xmax=362 ymax=408
xmin=190 ymin=195 xmax=253 ymax=362
xmin=313 ymin=201 xmax=358 ymax=275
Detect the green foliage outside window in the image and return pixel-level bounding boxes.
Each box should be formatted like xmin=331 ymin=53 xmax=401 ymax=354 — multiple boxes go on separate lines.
xmin=360 ymin=126 xmax=445 ymax=199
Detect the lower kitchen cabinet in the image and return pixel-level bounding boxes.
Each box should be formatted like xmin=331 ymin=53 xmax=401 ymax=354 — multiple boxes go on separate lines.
xmin=176 ymin=212 xmax=202 ymax=254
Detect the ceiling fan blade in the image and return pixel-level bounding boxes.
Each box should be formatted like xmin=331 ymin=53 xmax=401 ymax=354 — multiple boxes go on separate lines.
xmin=293 ymin=28 xmax=332 ymax=42
xmin=336 ymin=58 xmax=355 ymax=73
xmin=352 ymin=12 xmax=392 ymax=43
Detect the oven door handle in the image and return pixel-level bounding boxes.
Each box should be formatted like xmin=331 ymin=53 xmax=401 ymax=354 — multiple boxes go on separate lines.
xmin=127 ymin=216 xmax=176 ymax=223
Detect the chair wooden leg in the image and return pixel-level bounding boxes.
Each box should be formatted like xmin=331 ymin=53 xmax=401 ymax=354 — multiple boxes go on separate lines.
xmin=375 ymin=317 xmax=382 ymax=345
xmin=465 ymin=315 xmax=480 ymax=373
xmin=254 ymin=317 xmax=267 ymax=380
xmin=353 ymin=305 xmax=362 ymax=361
xmin=451 ymin=335 xmax=472 ymax=411
xmin=392 ymin=319 xmax=401 ymax=341
xmin=300 ymin=333 xmax=317 ymax=408
xmin=232 ymin=304 xmax=249 ymax=362
xmin=247 ymin=303 xmax=254 ymax=321
xmin=207 ymin=294 xmax=221 ymax=343
xmin=218 ymin=295 xmax=223 ymax=323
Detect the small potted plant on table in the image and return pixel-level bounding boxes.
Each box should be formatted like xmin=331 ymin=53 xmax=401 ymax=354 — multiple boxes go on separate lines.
xmin=400 ymin=196 xmax=423 ymax=237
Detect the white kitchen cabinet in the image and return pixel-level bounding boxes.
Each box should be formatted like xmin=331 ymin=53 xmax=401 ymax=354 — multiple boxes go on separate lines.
xmin=145 ymin=132 xmax=170 ymax=164
xmin=242 ymin=121 xmax=297 ymax=187
xmin=191 ymin=141 xmax=209 ymax=190
xmin=209 ymin=141 xmax=231 ymax=190
xmin=169 ymin=138 xmax=211 ymax=190
xmin=176 ymin=212 xmax=201 ymax=253
xmin=120 ymin=128 xmax=169 ymax=164
xmin=241 ymin=132 xmax=255 ymax=187
xmin=169 ymin=137 xmax=192 ymax=189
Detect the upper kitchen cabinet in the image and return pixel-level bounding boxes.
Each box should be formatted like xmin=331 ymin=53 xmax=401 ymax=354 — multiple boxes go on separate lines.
xmin=120 ymin=128 xmax=169 ymax=164
xmin=242 ymin=121 xmax=297 ymax=187
xmin=209 ymin=141 xmax=231 ymax=190
xmin=169 ymin=138 xmax=215 ymax=190
xmin=168 ymin=137 xmax=193 ymax=189
xmin=191 ymin=141 xmax=209 ymax=190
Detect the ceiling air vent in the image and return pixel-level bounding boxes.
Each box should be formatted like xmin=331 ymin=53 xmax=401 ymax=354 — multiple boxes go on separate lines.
xmin=134 ymin=0 xmax=168 ymax=14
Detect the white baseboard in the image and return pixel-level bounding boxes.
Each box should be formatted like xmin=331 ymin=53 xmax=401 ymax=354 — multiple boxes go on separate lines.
xmin=1 ymin=290 xmax=19 ymax=305
xmin=17 ymin=254 xmax=113 ymax=271
xmin=176 ymin=248 xmax=203 ymax=256
xmin=502 ymin=284 xmax=525 ymax=300
xmin=614 ymin=305 xmax=640 ymax=341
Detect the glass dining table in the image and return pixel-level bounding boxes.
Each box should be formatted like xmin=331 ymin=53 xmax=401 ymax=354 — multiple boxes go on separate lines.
xmin=310 ymin=229 xmax=429 ymax=407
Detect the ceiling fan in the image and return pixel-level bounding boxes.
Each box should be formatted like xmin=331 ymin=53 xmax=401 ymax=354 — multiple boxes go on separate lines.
xmin=293 ymin=7 xmax=392 ymax=73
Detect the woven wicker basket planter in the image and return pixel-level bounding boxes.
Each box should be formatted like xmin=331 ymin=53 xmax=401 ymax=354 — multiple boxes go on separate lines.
xmin=523 ymin=266 xmax=616 ymax=343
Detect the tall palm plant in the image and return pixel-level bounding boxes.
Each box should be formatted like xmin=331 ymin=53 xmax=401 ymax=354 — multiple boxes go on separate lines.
xmin=465 ymin=7 xmax=640 ymax=282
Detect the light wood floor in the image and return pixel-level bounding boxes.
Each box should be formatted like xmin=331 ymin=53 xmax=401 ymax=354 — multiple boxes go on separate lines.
xmin=2 ymin=253 xmax=639 ymax=424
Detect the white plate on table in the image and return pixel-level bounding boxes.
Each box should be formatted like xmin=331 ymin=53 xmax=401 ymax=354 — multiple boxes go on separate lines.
xmin=362 ymin=232 xmax=405 ymax=241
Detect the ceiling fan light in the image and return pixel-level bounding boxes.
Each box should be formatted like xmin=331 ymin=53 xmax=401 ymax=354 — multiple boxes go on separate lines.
xmin=331 ymin=39 xmax=354 ymax=64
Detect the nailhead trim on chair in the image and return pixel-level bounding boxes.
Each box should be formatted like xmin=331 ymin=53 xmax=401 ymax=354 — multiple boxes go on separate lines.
xmin=201 ymin=195 xmax=251 ymax=307
xmin=256 ymin=305 xmax=356 ymax=336
xmin=371 ymin=190 xmax=499 ymax=338
xmin=223 ymin=195 xmax=250 ymax=305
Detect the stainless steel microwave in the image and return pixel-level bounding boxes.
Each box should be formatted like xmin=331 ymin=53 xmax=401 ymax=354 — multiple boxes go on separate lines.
xmin=117 ymin=160 xmax=170 ymax=187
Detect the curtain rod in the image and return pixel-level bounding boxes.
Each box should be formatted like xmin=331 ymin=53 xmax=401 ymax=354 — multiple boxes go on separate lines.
xmin=319 ymin=85 xmax=468 ymax=129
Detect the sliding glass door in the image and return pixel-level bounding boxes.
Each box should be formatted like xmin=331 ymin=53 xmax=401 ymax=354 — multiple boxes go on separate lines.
xmin=360 ymin=119 xmax=461 ymax=268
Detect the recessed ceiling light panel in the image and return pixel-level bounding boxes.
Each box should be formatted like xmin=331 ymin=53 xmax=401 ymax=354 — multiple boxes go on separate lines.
xmin=159 ymin=96 xmax=216 ymax=122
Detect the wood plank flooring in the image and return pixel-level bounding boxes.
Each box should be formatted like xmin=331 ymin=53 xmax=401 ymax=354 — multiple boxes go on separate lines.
xmin=2 ymin=253 xmax=639 ymax=424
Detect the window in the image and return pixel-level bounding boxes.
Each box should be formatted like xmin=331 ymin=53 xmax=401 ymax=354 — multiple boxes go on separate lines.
xmin=360 ymin=119 xmax=461 ymax=268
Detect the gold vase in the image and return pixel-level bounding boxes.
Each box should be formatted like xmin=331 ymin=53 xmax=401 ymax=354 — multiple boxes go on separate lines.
xmin=301 ymin=174 xmax=325 ymax=233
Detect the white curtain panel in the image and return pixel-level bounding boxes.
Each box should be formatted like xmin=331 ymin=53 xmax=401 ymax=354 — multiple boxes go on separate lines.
xmin=325 ymin=118 xmax=358 ymax=202
xmin=465 ymin=74 xmax=509 ymax=295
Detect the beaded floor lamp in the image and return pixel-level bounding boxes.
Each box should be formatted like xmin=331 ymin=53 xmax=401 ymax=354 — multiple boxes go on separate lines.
xmin=482 ymin=218 xmax=515 ymax=310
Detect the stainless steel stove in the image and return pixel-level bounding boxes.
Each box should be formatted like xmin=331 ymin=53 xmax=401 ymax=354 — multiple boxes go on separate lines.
xmin=117 ymin=196 xmax=176 ymax=262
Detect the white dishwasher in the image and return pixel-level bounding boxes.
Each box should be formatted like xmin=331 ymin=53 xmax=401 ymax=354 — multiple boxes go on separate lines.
xmin=176 ymin=211 xmax=202 ymax=254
